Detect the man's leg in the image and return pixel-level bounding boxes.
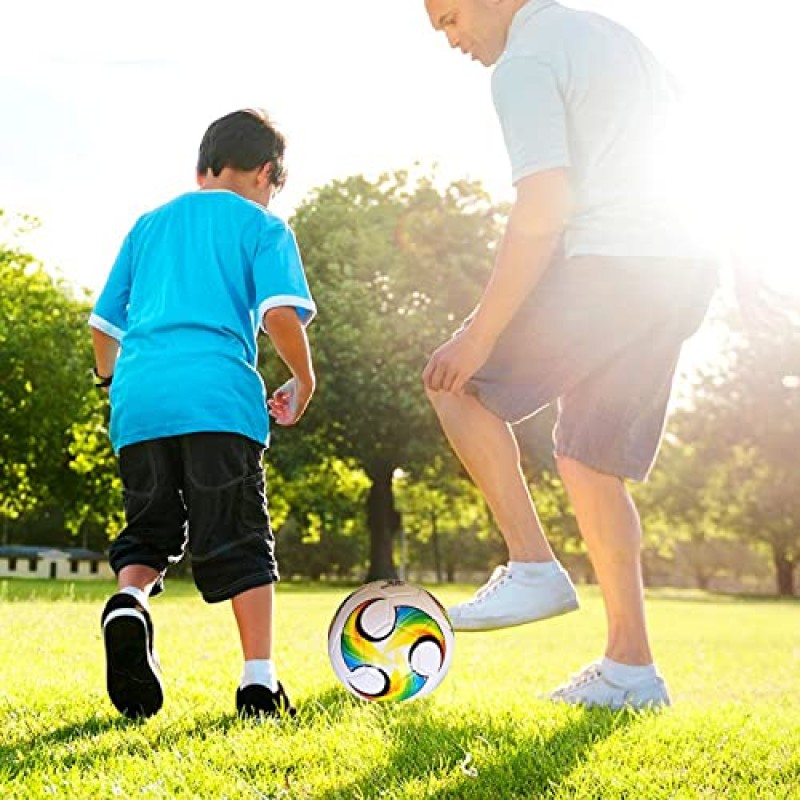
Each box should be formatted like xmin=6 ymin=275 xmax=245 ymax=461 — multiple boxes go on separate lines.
xmin=427 ymin=389 xmax=554 ymax=561
xmin=547 ymin=456 xmax=670 ymax=709
xmin=426 ymin=388 xmax=578 ymax=630
xmin=555 ymin=456 xmax=651 ymax=664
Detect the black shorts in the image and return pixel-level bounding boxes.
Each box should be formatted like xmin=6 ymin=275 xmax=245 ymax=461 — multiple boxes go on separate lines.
xmin=109 ymin=433 xmax=278 ymax=603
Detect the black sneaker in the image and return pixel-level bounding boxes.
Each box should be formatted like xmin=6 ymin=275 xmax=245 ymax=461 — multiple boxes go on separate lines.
xmin=236 ymin=682 xmax=296 ymax=719
xmin=101 ymin=593 xmax=164 ymax=719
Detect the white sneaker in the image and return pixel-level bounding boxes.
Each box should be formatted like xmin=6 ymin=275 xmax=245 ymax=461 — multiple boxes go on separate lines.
xmin=447 ymin=564 xmax=579 ymax=632
xmin=549 ymin=662 xmax=671 ymax=710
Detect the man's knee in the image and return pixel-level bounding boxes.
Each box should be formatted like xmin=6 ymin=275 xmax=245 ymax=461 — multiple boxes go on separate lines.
xmin=555 ymin=454 xmax=619 ymax=487
xmin=424 ymin=385 xmax=459 ymax=415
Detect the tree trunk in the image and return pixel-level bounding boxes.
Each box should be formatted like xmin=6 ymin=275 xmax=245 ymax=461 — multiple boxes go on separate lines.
xmin=365 ymin=462 xmax=399 ymax=581
xmin=774 ymin=549 xmax=796 ymax=597
xmin=430 ymin=509 xmax=443 ymax=584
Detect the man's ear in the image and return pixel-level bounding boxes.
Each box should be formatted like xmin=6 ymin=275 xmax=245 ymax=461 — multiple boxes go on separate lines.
xmin=196 ymin=170 xmax=208 ymax=187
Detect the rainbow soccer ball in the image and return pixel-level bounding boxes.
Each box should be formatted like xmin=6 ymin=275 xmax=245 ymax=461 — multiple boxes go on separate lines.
xmin=327 ymin=580 xmax=454 ymax=702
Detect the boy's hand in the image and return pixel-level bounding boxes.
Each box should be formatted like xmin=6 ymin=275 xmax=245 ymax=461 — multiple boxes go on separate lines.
xmin=268 ymin=377 xmax=314 ymax=426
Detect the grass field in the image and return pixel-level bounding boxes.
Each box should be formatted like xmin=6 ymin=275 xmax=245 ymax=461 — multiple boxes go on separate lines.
xmin=1 ymin=579 xmax=798 ymax=799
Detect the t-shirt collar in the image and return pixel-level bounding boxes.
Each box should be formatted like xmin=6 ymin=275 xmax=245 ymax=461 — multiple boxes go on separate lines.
xmin=508 ymin=0 xmax=558 ymax=42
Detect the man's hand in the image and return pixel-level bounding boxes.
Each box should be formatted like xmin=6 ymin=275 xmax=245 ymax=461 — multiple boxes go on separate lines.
xmin=422 ymin=328 xmax=494 ymax=394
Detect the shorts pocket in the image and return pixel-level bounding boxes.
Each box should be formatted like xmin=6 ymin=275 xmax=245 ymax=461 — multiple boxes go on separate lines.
xmin=240 ymin=472 xmax=271 ymax=533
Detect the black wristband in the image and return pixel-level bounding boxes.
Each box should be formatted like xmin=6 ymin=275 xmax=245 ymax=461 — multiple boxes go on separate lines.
xmin=93 ymin=367 xmax=113 ymax=388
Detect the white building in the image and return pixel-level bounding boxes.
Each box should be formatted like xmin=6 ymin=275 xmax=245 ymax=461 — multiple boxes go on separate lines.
xmin=0 ymin=545 xmax=113 ymax=580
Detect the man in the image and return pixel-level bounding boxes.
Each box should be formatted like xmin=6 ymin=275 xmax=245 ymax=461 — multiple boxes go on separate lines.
xmin=422 ymin=0 xmax=718 ymax=709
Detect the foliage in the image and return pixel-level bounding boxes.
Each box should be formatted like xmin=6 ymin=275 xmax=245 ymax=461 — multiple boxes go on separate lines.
xmin=274 ymin=457 xmax=370 ymax=580
xmin=642 ymin=301 xmax=800 ymax=594
xmin=265 ymin=171 xmax=507 ymax=577
xmin=394 ymin=457 xmax=505 ymax=582
xmin=0 ymin=214 xmax=96 ymax=522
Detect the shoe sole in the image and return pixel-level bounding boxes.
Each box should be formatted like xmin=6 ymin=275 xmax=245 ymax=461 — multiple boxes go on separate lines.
xmin=103 ymin=609 xmax=163 ymax=719
xmin=551 ymin=694 xmax=671 ymax=710
xmin=451 ymin=595 xmax=579 ymax=632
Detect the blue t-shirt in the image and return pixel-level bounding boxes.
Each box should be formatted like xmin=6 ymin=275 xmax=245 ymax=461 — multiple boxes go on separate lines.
xmin=89 ymin=190 xmax=316 ymax=452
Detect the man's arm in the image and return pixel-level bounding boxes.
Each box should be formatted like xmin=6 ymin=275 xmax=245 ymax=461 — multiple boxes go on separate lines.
xmin=423 ymin=168 xmax=571 ymax=393
xmin=730 ymin=255 xmax=792 ymax=331
xmin=263 ymin=306 xmax=316 ymax=425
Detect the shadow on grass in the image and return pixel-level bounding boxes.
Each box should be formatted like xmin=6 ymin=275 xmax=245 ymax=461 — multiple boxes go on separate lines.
xmin=0 ymin=708 xmax=246 ymax=779
xmin=299 ymin=687 xmax=646 ymax=800
xmin=0 ymin=689 xmax=646 ymax=797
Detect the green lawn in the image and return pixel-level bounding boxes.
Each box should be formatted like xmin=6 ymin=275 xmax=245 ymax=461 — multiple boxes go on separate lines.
xmin=1 ymin=579 xmax=798 ymax=799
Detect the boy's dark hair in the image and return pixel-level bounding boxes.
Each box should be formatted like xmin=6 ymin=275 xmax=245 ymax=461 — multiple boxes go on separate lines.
xmin=197 ymin=109 xmax=287 ymax=190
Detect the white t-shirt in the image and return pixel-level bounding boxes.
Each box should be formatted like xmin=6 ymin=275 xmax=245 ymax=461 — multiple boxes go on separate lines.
xmin=493 ymin=0 xmax=712 ymax=259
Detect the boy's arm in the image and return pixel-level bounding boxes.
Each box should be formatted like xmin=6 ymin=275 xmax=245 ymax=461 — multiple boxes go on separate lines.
xmin=91 ymin=327 xmax=120 ymax=389
xmin=262 ymin=307 xmax=315 ymax=426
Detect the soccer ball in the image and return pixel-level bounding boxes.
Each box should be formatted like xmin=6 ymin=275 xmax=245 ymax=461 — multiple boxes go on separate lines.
xmin=327 ymin=580 xmax=454 ymax=702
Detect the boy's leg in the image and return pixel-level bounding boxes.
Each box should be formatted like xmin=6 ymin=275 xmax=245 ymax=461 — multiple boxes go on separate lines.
xmin=102 ymin=565 xmax=165 ymax=719
xmin=103 ymin=438 xmax=187 ymax=719
xmin=232 ymin=584 xmax=273 ymax=662
xmin=180 ymin=433 xmax=292 ymax=716
xmin=231 ymin=584 xmax=293 ymax=716
xmin=426 ymin=389 xmax=578 ymax=631
xmin=117 ymin=564 xmax=162 ymax=597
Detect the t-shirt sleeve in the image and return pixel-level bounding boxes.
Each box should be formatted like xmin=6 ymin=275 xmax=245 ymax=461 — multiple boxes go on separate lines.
xmin=254 ymin=220 xmax=316 ymax=329
xmin=88 ymin=232 xmax=133 ymax=341
xmin=491 ymin=56 xmax=571 ymax=185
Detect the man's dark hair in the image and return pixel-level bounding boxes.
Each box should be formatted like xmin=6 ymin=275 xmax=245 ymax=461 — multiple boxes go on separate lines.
xmin=197 ymin=109 xmax=287 ymax=190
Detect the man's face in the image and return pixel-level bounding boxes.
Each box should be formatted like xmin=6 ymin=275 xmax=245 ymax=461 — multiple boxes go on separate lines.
xmin=425 ymin=0 xmax=510 ymax=67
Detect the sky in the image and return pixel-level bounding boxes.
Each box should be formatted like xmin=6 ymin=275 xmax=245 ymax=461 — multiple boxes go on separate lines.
xmin=1 ymin=0 xmax=798 ymax=303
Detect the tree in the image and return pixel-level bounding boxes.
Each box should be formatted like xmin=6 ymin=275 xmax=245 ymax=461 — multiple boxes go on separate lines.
xmin=394 ymin=457 xmax=505 ymax=583
xmin=0 ymin=212 xmax=99 ymax=524
xmin=266 ymin=171 xmax=505 ymax=579
xmin=663 ymin=304 xmax=800 ymax=595
xmin=1 ymin=211 xmax=124 ymax=550
xmin=273 ymin=457 xmax=370 ymax=580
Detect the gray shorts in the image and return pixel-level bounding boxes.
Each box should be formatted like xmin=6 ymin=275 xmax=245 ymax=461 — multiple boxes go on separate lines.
xmin=465 ymin=253 xmax=718 ymax=481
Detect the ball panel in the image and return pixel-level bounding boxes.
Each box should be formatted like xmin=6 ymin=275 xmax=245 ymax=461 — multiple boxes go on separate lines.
xmin=328 ymin=580 xmax=454 ymax=703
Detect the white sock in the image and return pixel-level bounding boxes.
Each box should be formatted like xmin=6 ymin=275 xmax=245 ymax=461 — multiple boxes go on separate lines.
xmin=509 ymin=560 xmax=561 ymax=578
xmin=120 ymin=586 xmax=150 ymax=611
xmin=241 ymin=659 xmax=278 ymax=692
xmin=601 ymin=657 xmax=657 ymax=687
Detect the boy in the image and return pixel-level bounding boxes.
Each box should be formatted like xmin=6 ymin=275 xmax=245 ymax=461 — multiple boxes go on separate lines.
xmin=89 ymin=109 xmax=316 ymax=719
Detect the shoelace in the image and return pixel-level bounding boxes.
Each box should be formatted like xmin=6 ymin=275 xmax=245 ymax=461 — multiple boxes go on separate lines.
xmin=468 ymin=565 xmax=512 ymax=605
xmin=558 ymin=663 xmax=602 ymax=692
